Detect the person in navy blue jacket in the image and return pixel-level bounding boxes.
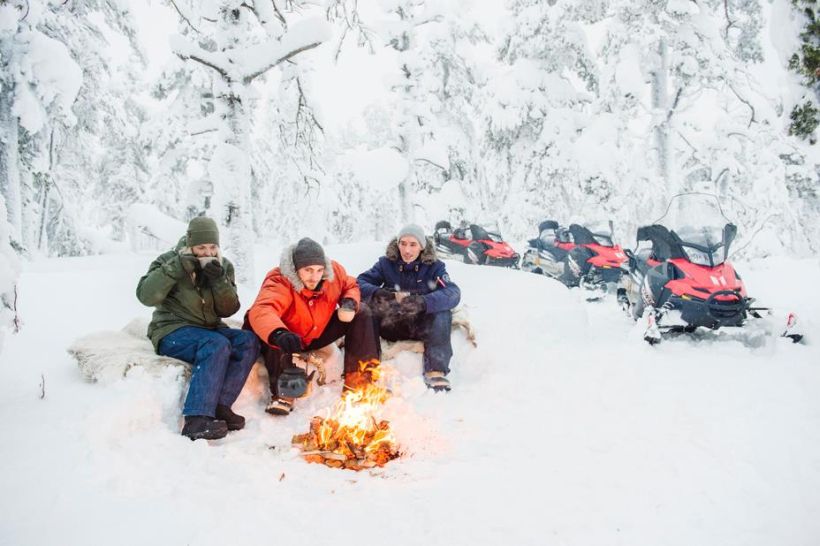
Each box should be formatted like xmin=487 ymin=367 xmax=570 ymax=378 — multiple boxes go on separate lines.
xmin=357 ymin=224 xmax=461 ymax=391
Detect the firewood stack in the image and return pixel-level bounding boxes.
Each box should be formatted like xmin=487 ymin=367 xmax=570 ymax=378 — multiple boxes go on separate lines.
xmin=292 ymin=415 xmax=400 ymax=471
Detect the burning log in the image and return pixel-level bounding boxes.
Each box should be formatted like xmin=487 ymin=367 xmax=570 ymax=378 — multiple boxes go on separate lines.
xmin=292 ymin=360 xmax=400 ymax=471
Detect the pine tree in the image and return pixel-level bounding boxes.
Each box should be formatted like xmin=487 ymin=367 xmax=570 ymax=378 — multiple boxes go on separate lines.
xmin=168 ymin=0 xmax=330 ymax=282
xmin=788 ymin=0 xmax=820 ymax=141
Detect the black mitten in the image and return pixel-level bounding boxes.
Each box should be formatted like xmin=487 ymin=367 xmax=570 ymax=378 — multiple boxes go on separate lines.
xmin=269 ymin=329 xmax=303 ymax=353
xmin=202 ymin=259 xmax=224 ymax=280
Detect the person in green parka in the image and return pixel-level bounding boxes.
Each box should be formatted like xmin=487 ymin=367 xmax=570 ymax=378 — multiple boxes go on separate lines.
xmin=136 ymin=217 xmax=259 ymax=441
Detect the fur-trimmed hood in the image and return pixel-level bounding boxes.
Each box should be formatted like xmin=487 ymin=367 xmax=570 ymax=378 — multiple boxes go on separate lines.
xmin=385 ymin=237 xmax=438 ymax=265
xmin=278 ymin=243 xmax=335 ymax=292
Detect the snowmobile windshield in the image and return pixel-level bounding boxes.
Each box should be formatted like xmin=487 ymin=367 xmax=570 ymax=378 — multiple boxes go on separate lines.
xmin=657 ymin=194 xmax=736 ymax=266
xmin=585 ymin=221 xmax=614 ymax=247
xmin=592 ymin=233 xmax=614 ymax=247
xmin=486 ymin=232 xmax=504 ymax=243
xmin=675 ymin=226 xmax=727 ymax=267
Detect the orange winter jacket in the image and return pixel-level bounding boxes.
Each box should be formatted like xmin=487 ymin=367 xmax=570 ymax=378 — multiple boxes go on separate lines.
xmin=247 ymin=248 xmax=360 ymax=348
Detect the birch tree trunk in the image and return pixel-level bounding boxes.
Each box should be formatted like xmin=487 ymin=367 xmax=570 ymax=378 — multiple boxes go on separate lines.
xmin=210 ymin=79 xmax=254 ymax=284
xmin=651 ymin=39 xmax=672 ymax=194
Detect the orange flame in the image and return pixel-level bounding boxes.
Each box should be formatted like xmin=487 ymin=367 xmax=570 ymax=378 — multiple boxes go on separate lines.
xmin=294 ymin=359 xmax=400 ymax=469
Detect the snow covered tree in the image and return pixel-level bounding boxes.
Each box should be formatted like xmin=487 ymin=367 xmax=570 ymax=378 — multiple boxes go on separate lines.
xmin=596 ymin=0 xmax=818 ymax=252
xmin=0 ymin=0 xmax=81 ymax=252
xmin=480 ymin=0 xmax=605 ymax=238
xmin=788 ymin=0 xmax=820 ymax=141
xmin=37 ymin=0 xmax=150 ymax=255
xmin=168 ymin=0 xmax=330 ymax=283
xmin=143 ymin=51 xmax=219 ymax=226
xmin=378 ymin=0 xmax=448 ymax=224
xmin=399 ymin=0 xmax=495 ymax=229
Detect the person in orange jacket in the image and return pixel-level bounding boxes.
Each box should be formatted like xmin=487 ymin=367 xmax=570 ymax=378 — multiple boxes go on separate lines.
xmin=245 ymin=238 xmax=380 ymax=414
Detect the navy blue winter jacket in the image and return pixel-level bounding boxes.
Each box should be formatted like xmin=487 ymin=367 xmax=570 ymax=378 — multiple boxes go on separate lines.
xmin=357 ymin=238 xmax=461 ymax=314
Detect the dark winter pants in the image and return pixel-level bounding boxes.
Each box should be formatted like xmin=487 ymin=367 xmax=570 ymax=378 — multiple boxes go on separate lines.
xmin=260 ymin=303 xmax=381 ymax=397
xmin=158 ymin=326 xmax=260 ymax=417
xmin=376 ymin=308 xmax=453 ymax=375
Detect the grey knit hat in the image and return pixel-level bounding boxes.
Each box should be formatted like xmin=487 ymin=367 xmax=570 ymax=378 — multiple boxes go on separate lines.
xmin=187 ymin=216 xmax=219 ymax=246
xmin=292 ymin=238 xmax=326 ymax=270
xmin=397 ymin=223 xmax=426 ymax=247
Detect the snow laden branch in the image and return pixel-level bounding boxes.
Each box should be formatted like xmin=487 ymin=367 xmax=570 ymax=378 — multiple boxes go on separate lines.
xmin=168 ymin=0 xmax=202 ymax=34
xmin=170 ymin=17 xmax=330 ymax=84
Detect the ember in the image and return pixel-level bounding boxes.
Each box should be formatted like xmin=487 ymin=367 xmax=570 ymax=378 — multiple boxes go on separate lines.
xmin=292 ymin=359 xmax=400 ymax=470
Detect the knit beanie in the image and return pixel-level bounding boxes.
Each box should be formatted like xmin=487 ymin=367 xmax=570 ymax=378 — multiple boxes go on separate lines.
xmin=292 ymin=238 xmax=326 ymax=270
xmin=397 ymin=223 xmax=426 ymax=247
xmin=187 ymin=216 xmax=219 ymax=246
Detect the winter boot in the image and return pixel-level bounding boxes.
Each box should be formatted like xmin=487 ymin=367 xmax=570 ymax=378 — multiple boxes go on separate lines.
xmin=423 ymin=371 xmax=451 ymax=392
xmin=265 ymin=397 xmax=294 ymax=416
xmin=215 ymin=404 xmax=245 ymax=431
xmin=181 ymin=416 xmax=228 ymax=441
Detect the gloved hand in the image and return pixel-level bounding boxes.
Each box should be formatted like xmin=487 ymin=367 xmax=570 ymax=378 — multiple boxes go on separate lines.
xmin=372 ymin=288 xmax=395 ymax=305
xmin=277 ymin=366 xmax=309 ymax=398
xmin=269 ymin=329 xmax=303 ymax=353
xmin=202 ymin=259 xmax=224 ymax=281
xmin=400 ymin=294 xmax=427 ymax=315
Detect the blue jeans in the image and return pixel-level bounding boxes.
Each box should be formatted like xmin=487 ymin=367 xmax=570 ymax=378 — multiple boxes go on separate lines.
xmin=158 ymin=327 xmax=260 ymax=417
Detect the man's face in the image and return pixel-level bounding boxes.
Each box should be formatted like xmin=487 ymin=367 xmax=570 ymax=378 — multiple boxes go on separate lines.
xmin=297 ymin=265 xmax=325 ymax=290
xmin=398 ymin=236 xmax=422 ymax=263
xmin=191 ymin=243 xmax=218 ymax=257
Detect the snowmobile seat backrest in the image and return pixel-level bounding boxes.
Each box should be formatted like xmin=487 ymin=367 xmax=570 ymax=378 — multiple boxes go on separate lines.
xmin=568 ymin=224 xmax=597 ymax=245
xmin=636 ymin=224 xmax=687 ymax=261
xmin=469 ymin=224 xmax=490 ymax=242
xmin=539 ymin=220 xmax=559 ymax=232
xmin=435 ymin=220 xmax=452 ymax=233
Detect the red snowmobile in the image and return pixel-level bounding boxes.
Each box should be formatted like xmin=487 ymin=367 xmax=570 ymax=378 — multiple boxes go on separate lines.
xmin=618 ymin=194 xmax=803 ymax=344
xmin=521 ymin=220 xmax=627 ymax=299
xmin=433 ymin=221 xmax=520 ymax=267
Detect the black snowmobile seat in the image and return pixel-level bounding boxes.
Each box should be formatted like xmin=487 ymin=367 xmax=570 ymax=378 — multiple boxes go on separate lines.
xmin=568 ymin=224 xmax=598 ymax=245
xmin=636 ymin=224 xmax=688 ymax=262
xmin=539 ymin=220 xmax=560 ymax=232
xmin=469 ymin=224 xmax=491 ymax=242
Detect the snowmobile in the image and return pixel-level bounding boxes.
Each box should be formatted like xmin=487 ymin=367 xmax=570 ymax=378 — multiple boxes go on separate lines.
xmin=618 ymin=193 xmax=804 ymax=345
xmin=433 ymin=221 xmax=520 ymax=267
xmin=521 ymin=220 xmax=627 ymax=300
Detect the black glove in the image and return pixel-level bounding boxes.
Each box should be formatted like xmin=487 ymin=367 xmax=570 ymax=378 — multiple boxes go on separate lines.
xmin=202 ymin=259 xmax=224 ymax=280
xmin=339 ymin=297 xmax=357 ymax=311
xmin=401 ymin=294 xmax=427 ymax=315
xmin=372 ymin=288 xmax=395 ymax=304
xmin=269 ymin=329 xmax=303 ymax=353
xmin=277 ymin=366 xmax=309 ymax=398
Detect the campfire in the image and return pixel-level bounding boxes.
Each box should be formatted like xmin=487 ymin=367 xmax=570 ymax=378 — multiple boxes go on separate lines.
xmin=292 ymin=359 xmax=400 ymax=470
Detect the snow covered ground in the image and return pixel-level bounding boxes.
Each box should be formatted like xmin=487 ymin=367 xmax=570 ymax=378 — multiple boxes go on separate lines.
xmin=0 ymin=244 xmax=818 ymax=546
